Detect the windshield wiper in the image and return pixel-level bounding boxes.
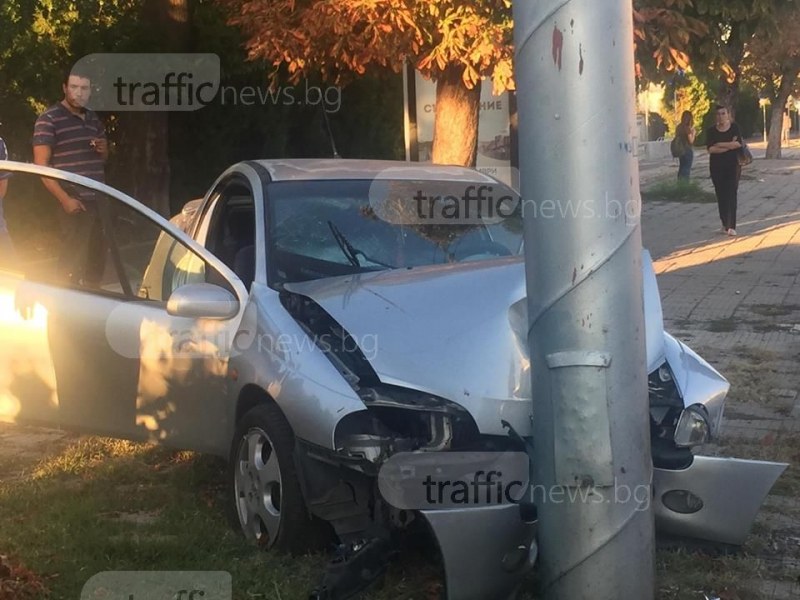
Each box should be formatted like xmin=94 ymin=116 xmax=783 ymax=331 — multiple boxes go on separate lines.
xmin=327 ymin=221 xmax=396 ymax=269
xmin=328 ymin=220 xmax=360 ymax=267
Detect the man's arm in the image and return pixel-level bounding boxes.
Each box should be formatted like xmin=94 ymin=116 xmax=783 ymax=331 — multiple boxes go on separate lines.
xmin=32 ymin=144 xmax=85 ymax=214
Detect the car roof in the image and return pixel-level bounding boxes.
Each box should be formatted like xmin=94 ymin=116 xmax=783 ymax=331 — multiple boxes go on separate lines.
xmin=247 ymin=158 xmax=504 ymax=184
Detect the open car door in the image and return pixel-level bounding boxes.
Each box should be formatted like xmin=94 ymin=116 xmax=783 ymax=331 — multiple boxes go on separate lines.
xmin=0 ymin=161 xmax=249 ymax=455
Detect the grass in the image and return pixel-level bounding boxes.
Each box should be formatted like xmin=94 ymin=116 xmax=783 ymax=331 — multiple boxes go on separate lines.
xmin=748 ymin=304 xmax=800 ymax=318
xmin=1 ymin=407 xmax=796 ymax=599
xmin=725 ymin=358 xmax=782 ymax=407
xmin=655 ymin=547 xmax=770 ymax=600
xmin=3 ymin=338 xmax=798 ymax=599
xmin=641 ymin=179 xmax=717 ymax=203
xmin=0 ymin=437 xmax=449 ymax=600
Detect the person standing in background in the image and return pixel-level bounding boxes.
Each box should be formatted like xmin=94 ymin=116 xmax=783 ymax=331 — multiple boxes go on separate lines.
xmin=706 ymin=105 xmax=743 ymax=237
xmin=675 ymin=110 xmax=696 ymax=180
xmin=32 ymin=66 xmax=109 ymax=284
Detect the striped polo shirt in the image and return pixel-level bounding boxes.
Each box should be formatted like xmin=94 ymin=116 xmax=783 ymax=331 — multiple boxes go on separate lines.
xmin=32 ymin=102 xmax=106 ymax=183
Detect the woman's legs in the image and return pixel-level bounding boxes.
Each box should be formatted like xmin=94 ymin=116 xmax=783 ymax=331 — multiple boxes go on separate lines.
xmin=678 ymin=149 xmax=694 ymax=180
xmin=729 ymin=165 xmax=742 ymax=231
xmin=712 ymin=166 xmax=739 ymax=232
xmin=711 ymin=169 xmax=728 ymax=229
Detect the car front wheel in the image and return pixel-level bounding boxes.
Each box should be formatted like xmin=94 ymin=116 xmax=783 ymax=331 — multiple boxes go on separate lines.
xmin=228 ymin=403 xmax=313 ymax=554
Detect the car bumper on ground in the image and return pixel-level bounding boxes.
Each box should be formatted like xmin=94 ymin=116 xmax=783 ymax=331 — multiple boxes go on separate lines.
xmin=420 ymin=504 xmax=537 ymax=600
xmin=653 ymin=455 xmax=787 ymax=546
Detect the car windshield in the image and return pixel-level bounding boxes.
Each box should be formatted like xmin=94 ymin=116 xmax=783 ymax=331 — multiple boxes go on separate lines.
xmin=267 ymin=178 xmax=523 ymax=284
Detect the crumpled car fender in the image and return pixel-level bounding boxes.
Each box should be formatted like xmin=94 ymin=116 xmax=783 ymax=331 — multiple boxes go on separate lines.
xmin=662 ymin=332 xmax=729 ymax=437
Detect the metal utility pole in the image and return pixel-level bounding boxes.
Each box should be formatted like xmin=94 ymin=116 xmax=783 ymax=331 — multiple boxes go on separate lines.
xmin=512 ymin=0 xmax=655 ymax=598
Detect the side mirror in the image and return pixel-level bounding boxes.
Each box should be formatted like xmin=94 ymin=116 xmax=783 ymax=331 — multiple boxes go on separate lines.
xmin=167 ymin=283 xmax=240 ymax=320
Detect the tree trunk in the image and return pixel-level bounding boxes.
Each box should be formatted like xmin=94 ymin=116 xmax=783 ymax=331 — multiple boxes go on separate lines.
xmin=717 ymin=74 xmax=740 ymax=117
xmin=109 ymin=0 xmax=189 ymax=217
xmin=112 ymin=113 xmax=172 ymax=216
xmin=717 ymin=24 xmax=745 ymax=118
xmin=766 ymin=66 xmax=800 ymax=159
xmin=431 ymin=65 xmax=481 ymax=167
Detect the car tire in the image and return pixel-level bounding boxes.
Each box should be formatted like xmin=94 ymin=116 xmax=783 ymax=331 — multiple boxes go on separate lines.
xmin=227 ymin=402 xmax=315 ymax=554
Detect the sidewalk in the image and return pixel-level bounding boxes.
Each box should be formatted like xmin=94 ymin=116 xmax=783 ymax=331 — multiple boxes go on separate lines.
xmin=639 ymin=146 xmax=800 ymax=599
xmin=638 ymin=137 xmax=800 ymax=186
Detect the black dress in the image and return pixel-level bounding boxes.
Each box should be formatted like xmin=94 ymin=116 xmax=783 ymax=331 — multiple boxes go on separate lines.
xmin=706 ymin=123 xmax=743 ymax=230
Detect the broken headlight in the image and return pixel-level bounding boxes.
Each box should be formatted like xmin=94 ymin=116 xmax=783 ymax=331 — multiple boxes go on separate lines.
xmin=673 ymin=405 xmax=710 ymax=448
xmin=648 ymin=362 xmax=683 ymax=434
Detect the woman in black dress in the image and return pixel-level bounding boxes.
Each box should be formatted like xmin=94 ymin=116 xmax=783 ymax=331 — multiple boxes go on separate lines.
xmin=706 ymin=105 xmax=743 ymax=236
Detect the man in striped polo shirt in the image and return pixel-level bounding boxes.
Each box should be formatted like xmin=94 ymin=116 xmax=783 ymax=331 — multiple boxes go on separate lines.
xmin=33 ymin=67 xmax=109 ymax=285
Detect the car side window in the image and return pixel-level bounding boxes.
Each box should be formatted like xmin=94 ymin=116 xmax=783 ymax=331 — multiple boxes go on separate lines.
xmin=203 ymin=179 xmax=256 ymax=289
xmin=123 ymin=207 xmax=207 ymax=302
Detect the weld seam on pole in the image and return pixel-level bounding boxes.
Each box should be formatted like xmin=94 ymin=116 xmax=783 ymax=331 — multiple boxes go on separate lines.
xmin=527 ymin=224 xmax=639 ymax=338
xmin=541 ymin=500 xmax=644 ymax=593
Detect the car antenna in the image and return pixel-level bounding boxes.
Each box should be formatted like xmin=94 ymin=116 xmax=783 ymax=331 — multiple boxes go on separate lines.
xmin=321 ymin=105 xmax=341 ymax=158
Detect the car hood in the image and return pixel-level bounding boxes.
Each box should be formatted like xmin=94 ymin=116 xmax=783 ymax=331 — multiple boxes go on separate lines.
xmin=284 ymin=253 xmax=665 ymax=436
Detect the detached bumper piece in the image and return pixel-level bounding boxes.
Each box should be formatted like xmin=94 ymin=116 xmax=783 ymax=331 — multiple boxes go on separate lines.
xmin=309 ymin=537 xmax=396 ymax=600
xmin=421 ymin=504 xmax=537 ymax=600
xmin=653 ymin=455 xmax=787 ymax=546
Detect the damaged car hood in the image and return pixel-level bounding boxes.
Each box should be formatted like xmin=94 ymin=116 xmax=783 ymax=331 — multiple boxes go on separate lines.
xmin=285 ymin=253 xmax=665 ymax=437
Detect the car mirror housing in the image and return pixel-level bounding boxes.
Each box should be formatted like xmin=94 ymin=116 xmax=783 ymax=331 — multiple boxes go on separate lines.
xmin=167 ymin=283 xmax=240 ymax=320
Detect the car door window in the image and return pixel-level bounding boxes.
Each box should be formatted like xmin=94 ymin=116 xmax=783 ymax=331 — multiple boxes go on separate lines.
xmin=3 ymin=170 xmax=231 ymax=302
xmin=1 ymin=163 xmax=246 ymax=451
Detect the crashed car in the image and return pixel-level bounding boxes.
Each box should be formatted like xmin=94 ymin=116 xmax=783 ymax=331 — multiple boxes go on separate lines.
xmin=0 ymin=159 xmax=787 ymax=600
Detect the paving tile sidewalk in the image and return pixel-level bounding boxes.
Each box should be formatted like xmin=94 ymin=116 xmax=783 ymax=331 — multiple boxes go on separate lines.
xmin=642 ymin=142 xmax=800 ymax=338
xmin=640 ymin=146 xmax=800 ymax=599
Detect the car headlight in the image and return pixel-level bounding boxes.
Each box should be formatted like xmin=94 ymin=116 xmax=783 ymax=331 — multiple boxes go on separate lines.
xmin=673 ymin=405 xmax=710 ymax=447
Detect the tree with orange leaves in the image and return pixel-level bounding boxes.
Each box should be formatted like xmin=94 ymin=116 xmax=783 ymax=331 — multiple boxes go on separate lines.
xmin=216 ymin=0 xmax=783 ymax=166
xmin=217 ymin=0 xmax=513 ymax=167
xmin=633 ymin=0 xmax=707 ymax=78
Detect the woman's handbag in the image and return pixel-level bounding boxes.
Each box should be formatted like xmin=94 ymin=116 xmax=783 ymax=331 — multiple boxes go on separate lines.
xmin=738 ymin=141 xmax=753 ymax=166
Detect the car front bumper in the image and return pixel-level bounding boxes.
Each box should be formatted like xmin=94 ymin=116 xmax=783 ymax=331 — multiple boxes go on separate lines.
xmin=420 ymin=503 xmax=537 ymax=600
xmin=653 ymin=454 xmax=787 ymax=546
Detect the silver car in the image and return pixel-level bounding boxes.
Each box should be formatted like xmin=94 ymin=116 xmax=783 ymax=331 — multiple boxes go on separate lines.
xmin=0 ymin=159 xmax=786 ymax=600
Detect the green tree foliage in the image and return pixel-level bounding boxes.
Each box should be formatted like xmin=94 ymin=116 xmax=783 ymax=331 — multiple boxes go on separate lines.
xmin=0 ymin=0 xmax=141 ymax=250
xmin=0 ymin=0 xmax=139 ymax=158
xmin=663 ymin=70 xmax=711 ymax=138
xmin=0 ymin=0 xmax=403 ymax=215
